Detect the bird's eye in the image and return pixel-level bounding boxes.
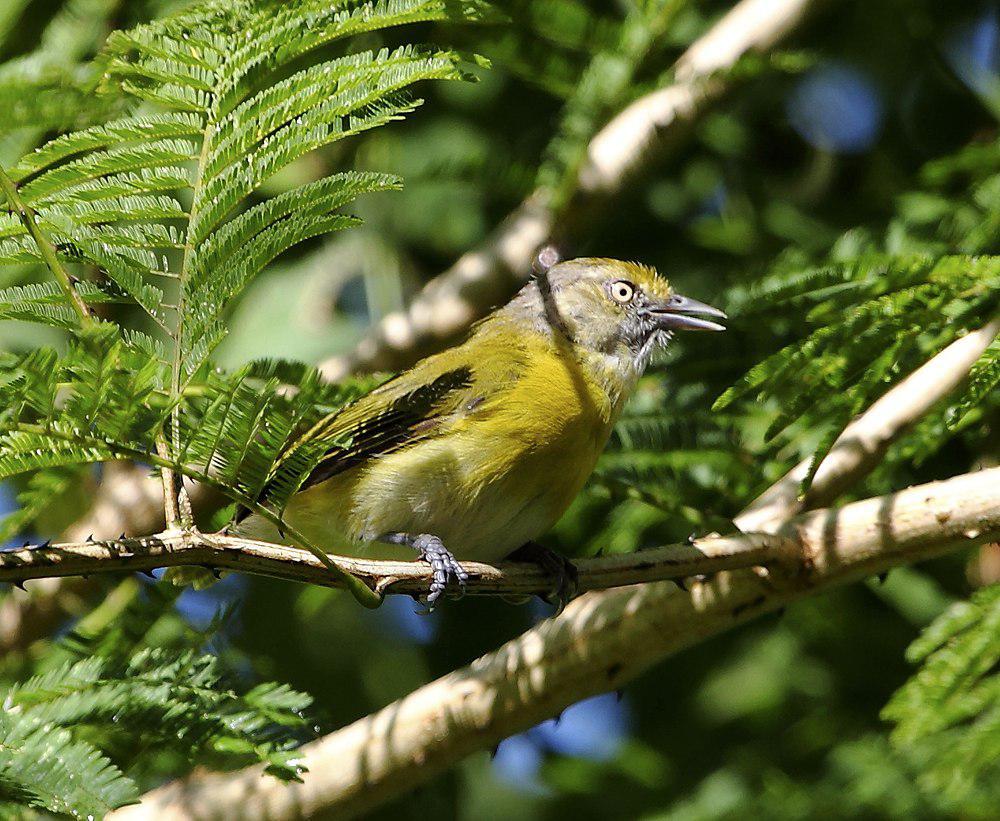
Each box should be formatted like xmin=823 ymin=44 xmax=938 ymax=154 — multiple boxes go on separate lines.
xmin=609 ymin=280 xmax=635 ymax=303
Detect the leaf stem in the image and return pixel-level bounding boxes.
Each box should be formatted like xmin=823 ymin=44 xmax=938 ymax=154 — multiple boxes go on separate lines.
xmin=155 ymin=434 xmax=182 ymax=530
xmin=0 ymin=165 xmax=93 ymax=326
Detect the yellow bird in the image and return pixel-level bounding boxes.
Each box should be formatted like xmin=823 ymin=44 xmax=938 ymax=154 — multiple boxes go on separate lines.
xmin=239 ymin=256 xmax=725 ymax=605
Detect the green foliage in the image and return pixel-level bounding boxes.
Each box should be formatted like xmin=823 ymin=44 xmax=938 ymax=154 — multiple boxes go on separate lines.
xmin=715 ymin=138 xmax=1000 ymax=492
xmin=8 ymin=651 xmax=312 ymax=780
xmin=881 ymin=583 xmax=1000 ymax=811
xmin=0 ymin=578 xmax=314 ymax=817
xmin=588 ymin=382 xmax=748 ymax=541
xmin=0 ymin=706 xmax=138 ymax=818
xmin=0 ymin=0 xmax=122 ymax=152
xmin=0 ymin=1 xmax=997 ymax=818
xmin=647 ymin=586 xmax=1000 ymax=820
xmin=2 ymin=0 xmax=483 ymax=349
xmin=0 ymin=14 xmax=485 ymax=810
xmin=477 ymin=0 xmax=619 ymax=99
xmin=0 ymin=0 xmax=483 ymax=541
xmin=537 ymin=0 xmax=688 ymax=207
xmin=178 ymin=360 xmax=377 ymax=516
xmin=0 ymin=466 xmax=83 ymax=544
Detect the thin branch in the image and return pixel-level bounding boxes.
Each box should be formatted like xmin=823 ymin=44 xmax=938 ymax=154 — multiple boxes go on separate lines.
xmin=736 ymin=316 xmax=1000 ymax=533
xmin=0 ymin=463 xmax=165 ymax=655
xmin=155 ymin=434 xmax=182 ymax=531
xmin=0 ymin=165 xmax=93 ymax=325
xmin=108 ymin=465 xmax=1000 ymax=821
xmin=8 ymin=422 xmax=382 ymax=607
xmin=319 ymin=0 xmax=821 ymax=379
xmin=0 ymin=531 xmax=793 ymax=598
xmin=25 ymin=306 xmax=988 ymax=650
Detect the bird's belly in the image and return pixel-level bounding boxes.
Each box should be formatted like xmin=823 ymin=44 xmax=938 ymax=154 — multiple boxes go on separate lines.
xmin=349 ymin=424 xmax=606 ymax=561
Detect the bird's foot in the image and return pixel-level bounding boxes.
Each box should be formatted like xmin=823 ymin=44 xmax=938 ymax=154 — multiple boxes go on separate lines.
xmin=415 ymin=534 xmax=468 ymax=607
xmin=509 ymin=541 xmax=578 ymax=615
xmin=384 ymin=532 xmax=468 ymax=610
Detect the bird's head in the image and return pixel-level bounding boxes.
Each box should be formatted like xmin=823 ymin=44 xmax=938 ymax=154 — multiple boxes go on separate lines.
xmin=527 ymin=256 xmax=726 ymax=371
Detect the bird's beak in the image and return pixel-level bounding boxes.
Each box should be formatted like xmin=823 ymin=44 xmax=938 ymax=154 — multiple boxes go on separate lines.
xmin=648 ymin=293 xmax=727 ymax=332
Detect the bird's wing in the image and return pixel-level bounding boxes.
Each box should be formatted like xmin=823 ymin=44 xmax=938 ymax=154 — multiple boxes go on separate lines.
xmin=297 ymin=361 xmax=477 ymax=489
xmin=242 ymin=324 xmax=525 ymax=519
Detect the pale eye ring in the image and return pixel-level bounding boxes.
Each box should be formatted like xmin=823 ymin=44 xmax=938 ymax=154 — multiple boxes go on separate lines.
xmin=609 ymin=280 xmax=635 ymax=303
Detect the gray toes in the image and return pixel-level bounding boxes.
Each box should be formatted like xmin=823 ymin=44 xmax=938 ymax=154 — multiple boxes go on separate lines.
xmin=414 ymin=534 xmax=467 ymax=607
xmin=508 ymin=541 xmax=578 ymax=615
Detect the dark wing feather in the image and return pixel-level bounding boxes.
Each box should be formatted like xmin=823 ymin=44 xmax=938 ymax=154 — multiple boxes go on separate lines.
xmin=299 ymin=366 xmax=474 ymax=489
xmin=234 ymin=365 xmax=474 ymax=523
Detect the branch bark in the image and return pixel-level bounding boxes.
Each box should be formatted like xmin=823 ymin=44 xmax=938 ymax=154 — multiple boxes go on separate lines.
xmin=319 ymin=0 xmax=821 ymax=379
xmin=0 ymin=463 xmax=165 ymax=655
xmin=112 ymin=305 xmax=1000 ymax=819
xmin=0 ymin=531 xmax=793 ymax=599
xmin=109 ymin=465 xmax=1000 ymax=821
xmin=577 ymin=0 xmax=817 ymax=196
xmin=736 ymin=317 xmax=1000 ymax=533
xmin=12 ymin=315 xmax=987 ymax=645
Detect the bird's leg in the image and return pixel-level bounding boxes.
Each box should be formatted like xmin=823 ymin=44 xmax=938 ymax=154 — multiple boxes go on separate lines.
xmin=381 ymin=532 xmax=468 ymax=608
xmin=508 ymin=541 xmax=579 ymax=615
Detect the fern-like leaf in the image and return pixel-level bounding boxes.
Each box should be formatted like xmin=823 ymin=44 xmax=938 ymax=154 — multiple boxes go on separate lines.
xmin=0 ymin=711 xmax=137 ymax=817
xmin=0 ymin=0 xmax=485 ymax=551
xmin=881 ymin=585 xmax=1000 ymax=804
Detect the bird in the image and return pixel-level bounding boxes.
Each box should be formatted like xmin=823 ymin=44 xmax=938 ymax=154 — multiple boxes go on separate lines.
xmin=238 ymin=254 xmax=725 ymax=607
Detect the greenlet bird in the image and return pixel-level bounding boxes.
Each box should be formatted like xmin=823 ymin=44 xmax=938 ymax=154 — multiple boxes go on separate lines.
xmin=238 ymin=255 xmax=725 ymax=605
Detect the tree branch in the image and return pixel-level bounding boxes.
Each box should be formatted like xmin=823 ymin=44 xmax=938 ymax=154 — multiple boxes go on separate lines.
xmin=577 ymin=0 xmax=816 ymax=196
xmin=0 ymin=530 xmax=794 ymax=600
xmin=112 ymin=311 xmax=1000 ymax=818
xmin=319 ymin=0 xmax=821 ymax=380
xmin=109 ymin=465 xmax=1000 ymax=821
xmin=14 ymin=302 xmax=979 ymax=644
xmin=0 ymin=463 xmax=165 ymax=655
xmin=736 ymin=316 xmax=1000 ymax=532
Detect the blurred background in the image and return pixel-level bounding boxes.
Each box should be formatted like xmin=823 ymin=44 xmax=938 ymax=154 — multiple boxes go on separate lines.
xmin=1 ymin=0 xmax=998 ymax=818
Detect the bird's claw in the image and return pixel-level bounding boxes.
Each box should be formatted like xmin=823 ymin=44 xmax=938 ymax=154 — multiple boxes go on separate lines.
xmin=413 ymin=534 xmax=468 ymax=610
xmin=510 ymin=541 xmax=578 ymax=615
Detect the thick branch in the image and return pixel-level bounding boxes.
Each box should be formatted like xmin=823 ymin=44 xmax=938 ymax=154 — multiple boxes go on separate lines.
xmin=320 ymin=0 xmax=820 ymax=379
xmin=0 ymin=531 xmax=793 ymax=600
xmin=109 ymin=466 xmax=1000 ymax=821
xmin=736 ymin=317 xmax=1000 ymax=533
xmin=578 ymin=0 xmax=815 ymax=195
xmin=112 ymin=276 xmax=1000 ymax=819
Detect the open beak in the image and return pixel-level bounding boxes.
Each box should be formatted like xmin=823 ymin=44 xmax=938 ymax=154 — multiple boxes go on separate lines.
xmin=649 ymin=293 xmax=727 ymax=332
